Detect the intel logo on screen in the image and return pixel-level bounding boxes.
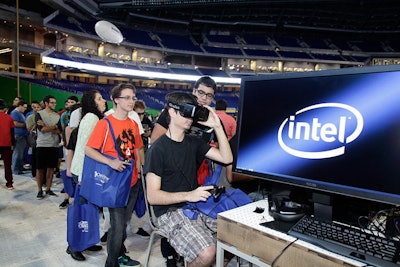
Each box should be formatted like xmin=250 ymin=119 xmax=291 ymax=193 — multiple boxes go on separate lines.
xmin=277 ymin=103 xmax=363 ymax=159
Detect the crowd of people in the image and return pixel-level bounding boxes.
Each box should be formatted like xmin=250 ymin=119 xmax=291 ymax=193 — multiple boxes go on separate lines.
xmin=0 ymin=75 xmax=242 ymax=267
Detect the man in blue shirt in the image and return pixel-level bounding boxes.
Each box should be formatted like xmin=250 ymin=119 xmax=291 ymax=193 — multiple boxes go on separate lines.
xmin=10 ymin=100 xmax=29 ymax=174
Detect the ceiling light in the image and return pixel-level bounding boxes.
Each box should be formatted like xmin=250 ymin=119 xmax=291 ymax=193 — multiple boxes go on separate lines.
xmin=0 ymin=48 xmax=12 ymax=54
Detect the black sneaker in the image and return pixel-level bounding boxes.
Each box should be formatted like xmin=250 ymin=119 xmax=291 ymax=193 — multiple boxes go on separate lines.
xmin=37 ymin=191 xmax=44 ymax=199
xmin=118 ymin=255 xmax=140 ymax=266
xmin=46 ymin=190 xmax=57 ymax=196
xmin=85 ymin=245 xmax=102 ymax=251
xmin=59 ymin=199 xmax=69 ymax=209
xmin=66 ymin=246 xmax=85 ymax=261
xmin=100 ymin=232 xmax=108 ymax=243
xmin=136 ymin=227 xmax=150 ymax=238
xmin=166 ymin=256 xmax=177 ymax=267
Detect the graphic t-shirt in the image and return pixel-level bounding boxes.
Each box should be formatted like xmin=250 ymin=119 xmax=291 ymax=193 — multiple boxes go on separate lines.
xmin=86 ymin=114 xmax=144 ymax=186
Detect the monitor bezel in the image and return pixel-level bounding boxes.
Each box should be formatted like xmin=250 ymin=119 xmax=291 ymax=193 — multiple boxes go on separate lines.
xmin=233 ymin=64 xmax=400 ymax=206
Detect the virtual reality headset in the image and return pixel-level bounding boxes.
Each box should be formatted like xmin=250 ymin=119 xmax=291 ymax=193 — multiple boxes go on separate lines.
xmin=167 ymin=102 xmax=209 ymax=121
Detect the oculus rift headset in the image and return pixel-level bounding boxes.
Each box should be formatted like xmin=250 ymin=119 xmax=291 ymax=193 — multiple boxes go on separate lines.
xmin=268 ymin=196 xmax=309 ymax=222
xmin=167 ymin=101 xmax=209 ymax=122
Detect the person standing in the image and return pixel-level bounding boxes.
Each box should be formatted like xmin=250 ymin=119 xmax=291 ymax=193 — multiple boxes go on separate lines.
xmin=102 ymin=92 xmax=145 ymax=242
xmin=151 ymin=76 xmax=217 ymax=144
xmin=144 ymin=92 xmax=232 ymax=266
xmin=58 ymin=103 xmax=82 ymax=209
xmin=7 ymin=96 xmax=23 ymax=115
xmin=10 ymin=100 xmax=29 ymax=174
xmin=64 ymin=90 xmax=106 ymax=260
xmin=26 ymin=101 xmax=42 ymax=180
xmin=134 ymin=100 xmax=154 ymax=153
xmin=56 ymin=95 xmax=79 ymax=178
xmin=35 ymin=95 xmax=61 ymax=199
xmin=85 ymin=83 xmax=143 ymax=267
xmin=0 ymin=99 xmax=15 ymax=189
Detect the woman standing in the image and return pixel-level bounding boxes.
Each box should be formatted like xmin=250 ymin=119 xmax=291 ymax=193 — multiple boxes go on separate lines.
xmin=66 ymin=90 xmax=107 ymax=261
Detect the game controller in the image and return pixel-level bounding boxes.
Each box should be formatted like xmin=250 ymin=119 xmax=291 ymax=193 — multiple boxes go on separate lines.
xmin=208 ymin=185 xmax=225 ymax=199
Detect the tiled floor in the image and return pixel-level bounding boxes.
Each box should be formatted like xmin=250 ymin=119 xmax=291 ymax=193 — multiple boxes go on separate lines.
xmin=0 ymin=163 xmax=241 ymax=267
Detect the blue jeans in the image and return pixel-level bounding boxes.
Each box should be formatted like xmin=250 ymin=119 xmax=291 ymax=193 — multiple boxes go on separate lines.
xmin=12 ymin=135 xmax=26 ymax=174
xmin=105 ymin=182 xmax=139 ymax=267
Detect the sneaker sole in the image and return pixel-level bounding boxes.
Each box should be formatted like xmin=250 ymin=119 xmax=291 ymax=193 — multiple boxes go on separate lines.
xmin=119 ymin=263 xmax=141 ymax=267
xmin=135 ymin=234 xmax=150 ymax=239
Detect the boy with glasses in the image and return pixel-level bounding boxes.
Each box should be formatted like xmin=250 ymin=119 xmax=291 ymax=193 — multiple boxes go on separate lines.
xmin=151 ymin=76 xmax=217 ymax=144
xmin=85 ymin=83 xmax=143 ymax=267
xmin=35 ymin=95 xmax=61 ymax=199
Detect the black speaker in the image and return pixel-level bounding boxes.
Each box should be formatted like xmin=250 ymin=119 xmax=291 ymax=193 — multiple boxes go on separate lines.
xmin=268 ymin=197 xmax=309 ymax=222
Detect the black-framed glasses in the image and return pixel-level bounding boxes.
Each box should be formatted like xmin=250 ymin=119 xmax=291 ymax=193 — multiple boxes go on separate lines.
xmin=137 ymin=112 xmax=145 ymax=116
xmin=49 ymin=102 xmax=57 ymax=104
xmin=195 ymin=89 xmax=214 ymax=99
xmin=117 ymin=96 xmax=137 ymax=101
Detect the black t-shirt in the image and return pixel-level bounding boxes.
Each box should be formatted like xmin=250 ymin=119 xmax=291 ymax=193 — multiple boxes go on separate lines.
xmin=141 ymin=115 xmax=154 ymax=130
xmin=144 ymin=134 xmax=211 ymax=217
xmin=141 ymin=115 xmax=154 ymax=151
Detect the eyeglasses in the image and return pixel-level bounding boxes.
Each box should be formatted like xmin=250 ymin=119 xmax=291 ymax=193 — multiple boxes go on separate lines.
xmin=195 ymin=89 xmax=214 ymax=99
xmin=49 ymin=102 xmax=57 ymax=104
xmin=137 ymin=112 xmax=145 ymax=116
xmin=117 ymin=96 xmax=137 ymax=101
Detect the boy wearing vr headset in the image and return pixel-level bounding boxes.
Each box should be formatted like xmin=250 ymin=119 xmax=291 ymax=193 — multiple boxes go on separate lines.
xmin=144 ymin=92 xmax=232 ymax=267
xmin=151 ymin=76 xmax=217 ymax=144
xmin=150 ymin=76 xmax=222 ymax=266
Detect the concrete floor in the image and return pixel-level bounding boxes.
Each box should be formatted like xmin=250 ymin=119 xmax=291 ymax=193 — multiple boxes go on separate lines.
xmin=0 ymin=162 xmax=243 ymax=267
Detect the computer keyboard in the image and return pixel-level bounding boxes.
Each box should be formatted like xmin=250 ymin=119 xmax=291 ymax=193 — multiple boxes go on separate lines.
xmin=289 ymin=215 xmax=400 ymax=267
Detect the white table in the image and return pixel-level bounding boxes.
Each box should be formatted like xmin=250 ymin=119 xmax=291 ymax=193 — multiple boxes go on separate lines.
xmin=216 ymin=199 xmax=365 ymax=267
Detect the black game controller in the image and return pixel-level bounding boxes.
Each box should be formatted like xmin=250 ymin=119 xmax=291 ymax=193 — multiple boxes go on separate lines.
xmin=208 ymin=185 xmax=225 ymax=199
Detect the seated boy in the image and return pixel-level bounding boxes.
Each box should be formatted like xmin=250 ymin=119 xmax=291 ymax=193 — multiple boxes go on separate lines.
xmin=144 ymin=92 xmax=232 ymax=266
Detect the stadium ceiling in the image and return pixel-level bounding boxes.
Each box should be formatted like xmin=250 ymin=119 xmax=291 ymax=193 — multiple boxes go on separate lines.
xmin=3 ymin=0 xmax=400 ymax=40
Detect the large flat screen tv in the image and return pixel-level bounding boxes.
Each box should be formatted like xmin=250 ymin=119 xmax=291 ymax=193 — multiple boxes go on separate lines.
xmin=233 ymin=65 xmax=400 ymax=207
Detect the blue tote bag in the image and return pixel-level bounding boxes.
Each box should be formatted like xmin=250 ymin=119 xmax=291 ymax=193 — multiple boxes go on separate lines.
xmin=67 ymin=184 xmax=100 ymax=252
xmin=80 ymin=118 xmax=133 ymax=208
xmin=134 ymin=180 xmax=146 ymax=218
xmin=183 ymin=164 xmax=252 ymax=219
xmin=61 ymin=170 xmax=75 ymax=197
